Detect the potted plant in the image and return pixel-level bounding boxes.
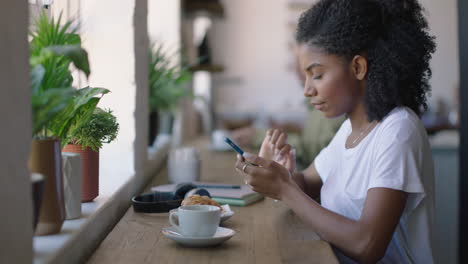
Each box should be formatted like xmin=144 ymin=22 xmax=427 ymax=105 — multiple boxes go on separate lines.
xmin=62 ymin=108 xmax=119 ymax=202
xmin=29 ymin=12 xmax=108 ymax=234
xmin=148 ymin=43 xmax=193 ymax=145
xmin=29 ymin=12 xmax=88 ymax=235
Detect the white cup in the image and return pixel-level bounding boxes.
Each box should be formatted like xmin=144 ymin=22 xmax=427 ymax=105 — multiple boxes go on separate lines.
xmin=211 ymin=129 xmax=230 ymax=150
xmin=169 ymin=205 xmax=221 ymax=237
xmin=168 ymin=147 xmax=200 ymax=183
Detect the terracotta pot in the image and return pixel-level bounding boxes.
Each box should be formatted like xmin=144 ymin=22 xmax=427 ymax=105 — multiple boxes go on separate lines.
xmin=62 ymin=144 xmax=99 ymax=202
xmin=29 ymin=139 xmax=65 ymax=235
xmin=31 ymin=173 xmax=45 ymax=231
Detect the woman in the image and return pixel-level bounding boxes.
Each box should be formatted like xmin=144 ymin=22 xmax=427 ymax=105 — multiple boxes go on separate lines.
xmin=235 ymin=0 xmax=436 ymax=263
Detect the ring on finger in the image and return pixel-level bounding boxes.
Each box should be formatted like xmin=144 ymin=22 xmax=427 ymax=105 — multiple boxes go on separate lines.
xmin=242 ymin=163 xmax=249 ymax=173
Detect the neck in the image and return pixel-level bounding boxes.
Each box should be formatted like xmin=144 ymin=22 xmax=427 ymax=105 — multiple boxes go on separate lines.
xmin=348 ymin=102 xmax=372 ymax=132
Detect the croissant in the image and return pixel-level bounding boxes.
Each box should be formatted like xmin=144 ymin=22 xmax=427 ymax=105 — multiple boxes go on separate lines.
xmin=181 ymin=194 xmax=223 ymax=211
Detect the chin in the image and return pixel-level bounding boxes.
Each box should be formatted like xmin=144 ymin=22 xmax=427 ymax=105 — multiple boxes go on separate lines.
xmin=323 ymin=109 xmax=344 ymax=119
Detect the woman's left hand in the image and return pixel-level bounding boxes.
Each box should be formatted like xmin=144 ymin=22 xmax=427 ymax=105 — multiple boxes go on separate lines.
xmin=235 ymin=152 xmax=296 ymax=200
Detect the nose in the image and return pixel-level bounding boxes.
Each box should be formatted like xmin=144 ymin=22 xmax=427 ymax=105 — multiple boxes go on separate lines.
xmin=303 ymin=78 xmax=317 ymax=97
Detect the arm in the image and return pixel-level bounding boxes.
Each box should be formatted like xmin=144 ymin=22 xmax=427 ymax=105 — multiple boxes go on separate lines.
xmin=282 ymin=184 xmax=407 ymax=264
xmin=239 ymin=154 xmax=407 ymax=264
xmin=291 ymin=162 xmax=322 ymax=200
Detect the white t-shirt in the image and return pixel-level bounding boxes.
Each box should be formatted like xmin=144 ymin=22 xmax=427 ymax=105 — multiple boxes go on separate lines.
xmin=314 ymin=107 xmax=435 ymax=264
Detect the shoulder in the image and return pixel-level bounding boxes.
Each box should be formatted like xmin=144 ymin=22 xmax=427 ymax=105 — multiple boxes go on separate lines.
xmin=376 ymin=107 xmax=426 ymax=142
xmin=371 ymin=107 xmax=430 ymax=158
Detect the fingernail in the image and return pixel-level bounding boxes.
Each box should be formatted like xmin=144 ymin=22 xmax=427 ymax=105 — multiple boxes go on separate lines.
xmin=243 ymin=152 xmax=254 ymax=159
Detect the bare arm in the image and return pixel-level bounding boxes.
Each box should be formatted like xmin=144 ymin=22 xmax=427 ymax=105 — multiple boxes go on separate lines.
xmin=239 ymin=154 xmax=408 ymax=264
xmin=291 ymin=162 xmax=322 ymax=200
xmin=282 ymin=185 xmax=407 ymax=264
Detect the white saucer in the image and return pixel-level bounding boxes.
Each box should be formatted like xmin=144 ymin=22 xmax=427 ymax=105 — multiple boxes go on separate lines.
xmin=162 ymin=226 xmax=235 ymax=247
xmin=169 ymin=204 xmax=234 ymax=223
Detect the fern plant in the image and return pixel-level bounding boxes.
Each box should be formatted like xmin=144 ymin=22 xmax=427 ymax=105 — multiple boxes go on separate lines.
xmin=68 ymin=108 xmax=119 ymax=152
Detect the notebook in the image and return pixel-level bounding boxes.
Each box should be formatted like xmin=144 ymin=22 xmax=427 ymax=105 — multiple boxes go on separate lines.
xmin=151 ymin=182 xmax=264 ymax=206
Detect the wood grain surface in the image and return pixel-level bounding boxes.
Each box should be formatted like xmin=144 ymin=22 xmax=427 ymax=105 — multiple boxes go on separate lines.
xmin=87 ymin=139 xmax=338 ymax=264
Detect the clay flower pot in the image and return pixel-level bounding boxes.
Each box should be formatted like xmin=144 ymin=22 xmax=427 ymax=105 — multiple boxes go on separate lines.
xmin=62 ymin=144 xmax=99 ymax=202
xmin=29 ymin=139 xmax=65 ymax=235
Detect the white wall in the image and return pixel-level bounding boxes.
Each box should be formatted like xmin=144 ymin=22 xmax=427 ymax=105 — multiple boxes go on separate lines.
xmin=79 ymin=0 xmax=147 ymax=196
xmin=0 ymin=0 xmax=33 ymax=263
xmin=211 ymin=0 xmax=306 ymax=116
xmin=148 ymin=0 xmax=180 ymax=49
xmin=210 ymin=0 xmax=459 ymax=115
xmin=421 ymin=0 xmax=460 ymax=107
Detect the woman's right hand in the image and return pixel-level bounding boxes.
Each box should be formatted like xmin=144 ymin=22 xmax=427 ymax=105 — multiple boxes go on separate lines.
xmin=259 ymin=129 xmax=296 ymax=174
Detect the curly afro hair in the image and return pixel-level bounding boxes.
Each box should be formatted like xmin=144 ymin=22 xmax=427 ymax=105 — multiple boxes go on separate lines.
xmin=296 ymin=0 xmax=436 ymax=121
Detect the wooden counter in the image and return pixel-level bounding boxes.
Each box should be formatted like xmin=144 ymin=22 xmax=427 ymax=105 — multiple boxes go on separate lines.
xmin=87 ymin=140 xmax=338 ymax=264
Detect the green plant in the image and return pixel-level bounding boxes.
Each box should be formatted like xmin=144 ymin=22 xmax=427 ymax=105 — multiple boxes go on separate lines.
xmin=49 ymin=87 xmax=110 ymax=147
xmin=68 ymin=108 xmax=119 ymax=151
xmin=30 ymin=12 xmax=109 ymax=144
xmin=149 ymin=43 xmax=193 ymax=112
xmin=30 ymin=12 xmax=89 ymax=92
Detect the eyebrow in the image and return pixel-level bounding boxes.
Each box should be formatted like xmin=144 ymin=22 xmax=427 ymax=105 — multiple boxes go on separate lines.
xmin=305 ymin=63 xmax=322 ymax=72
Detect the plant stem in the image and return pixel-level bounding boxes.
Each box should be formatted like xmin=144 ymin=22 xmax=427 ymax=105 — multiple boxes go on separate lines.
xmin=44 ymin=123 xmax=48 ymax=138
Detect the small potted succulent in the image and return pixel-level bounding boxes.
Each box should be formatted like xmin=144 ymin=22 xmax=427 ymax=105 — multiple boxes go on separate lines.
xmin=62 ymin=108 xmax=119 ymax=202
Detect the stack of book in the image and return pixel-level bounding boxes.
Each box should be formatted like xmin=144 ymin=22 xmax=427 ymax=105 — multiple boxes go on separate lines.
xmin=151 ymin=182 xmax=264 ymax=206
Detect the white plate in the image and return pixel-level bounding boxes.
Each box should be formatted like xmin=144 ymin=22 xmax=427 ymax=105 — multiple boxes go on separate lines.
xmin=162 ymin=226 xmax=235 ymax=247
xmin=169 ymin=204 xmax=234 ymax=223
xmin=220 ymin=204 xmax=234 ymax=222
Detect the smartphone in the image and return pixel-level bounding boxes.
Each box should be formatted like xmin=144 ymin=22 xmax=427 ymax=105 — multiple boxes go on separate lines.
xmin=223 ymin=137 xmax=245 ymax=155
xmin=224 ymin=137 xmax=259 ymax=166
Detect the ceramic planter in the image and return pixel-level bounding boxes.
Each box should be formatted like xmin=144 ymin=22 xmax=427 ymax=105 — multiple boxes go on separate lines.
xmin=62 ymin=152 xmax=82 ymax=219
xmin=31 ymin=173 xmax=44 ymax=231
xmin=29 ymin=139 xmax=65 ymax=235
xmin=149 ymin=111 xmax=159 ymax=146
xmin=62 ymin=144 xmax=99 ymax=202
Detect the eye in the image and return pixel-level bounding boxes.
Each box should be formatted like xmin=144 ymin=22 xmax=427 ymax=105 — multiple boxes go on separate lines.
xmin=313 ymin=74 xmax=323 ymax=80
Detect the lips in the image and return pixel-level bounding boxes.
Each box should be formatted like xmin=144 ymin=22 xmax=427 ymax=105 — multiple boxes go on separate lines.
xmin=311 ymin=101 xmax=325 ymax=110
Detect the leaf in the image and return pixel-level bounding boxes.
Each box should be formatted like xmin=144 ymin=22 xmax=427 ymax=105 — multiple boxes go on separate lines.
xmin=45 ymin=45 xmax=90 ymax=77
xmin=31 ymin=87 xmax=75 ymax=136
xmin=148 ymin=42 xmax=193 ymax=112
xmin=70 ymin=108 xmax=119 ymax=151
xmin=48 ymin=87 xmax=110 ymax=147
xmin=31 ymin=64 xmax=45 ymax=94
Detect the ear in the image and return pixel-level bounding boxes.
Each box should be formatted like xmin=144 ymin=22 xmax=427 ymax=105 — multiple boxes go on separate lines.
xmin=351 ymin=55 xmax=368 ymax=80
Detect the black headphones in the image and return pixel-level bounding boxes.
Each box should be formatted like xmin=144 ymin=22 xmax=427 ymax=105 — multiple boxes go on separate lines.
xmin=131 ymin=183 xmax=211 ymax=213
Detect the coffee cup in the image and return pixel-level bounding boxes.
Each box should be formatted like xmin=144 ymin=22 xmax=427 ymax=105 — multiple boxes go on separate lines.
xmin=212 ymin=129 xmax=230 ymax=150
xmin=169 ymin=205 xmax=221 ymax=237
xmin=168 ymin=147 xmax=200 ymax=183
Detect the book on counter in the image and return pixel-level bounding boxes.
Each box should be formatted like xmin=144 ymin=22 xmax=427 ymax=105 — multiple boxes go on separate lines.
xmin=151 ymin=181 xmax=264 ymax=206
